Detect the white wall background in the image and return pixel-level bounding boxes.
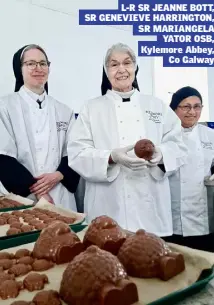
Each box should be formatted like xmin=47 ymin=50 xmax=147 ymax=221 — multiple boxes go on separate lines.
xmin=0 ymin=0 xmax=213 ymax=120
xmin=154 ymin=58 xmax=209 ymax=122
xmin=0 ymin=0 xmax=154 ymax=113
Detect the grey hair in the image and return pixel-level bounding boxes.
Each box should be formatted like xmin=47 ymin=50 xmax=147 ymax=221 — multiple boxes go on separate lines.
xmin=104 ymin=43 xmax=137 ymax=70
xmin=20 ymin=44 xmax=49 ymax=63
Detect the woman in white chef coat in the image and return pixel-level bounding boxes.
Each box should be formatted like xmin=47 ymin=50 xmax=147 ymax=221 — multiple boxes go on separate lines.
xmin=0 ymin=44 xmax=79 ymax=210
xmin=68 ymin=43 xmax=187 ymax=235
xmin=164 ymin=86 xmax=214 ymax=252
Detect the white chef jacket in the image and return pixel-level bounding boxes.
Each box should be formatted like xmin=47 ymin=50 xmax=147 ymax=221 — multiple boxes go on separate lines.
xmin=169 ymin=124 xmax=214 ymax=236
xmin=68 ymin=89 xmax=187 ymax=235
xmin=0 ymin=86 xmax=76 ymax=211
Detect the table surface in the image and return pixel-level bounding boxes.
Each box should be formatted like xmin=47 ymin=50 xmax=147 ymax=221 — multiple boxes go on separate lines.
xmin=177 ymin=279 xmax=214 ymax=305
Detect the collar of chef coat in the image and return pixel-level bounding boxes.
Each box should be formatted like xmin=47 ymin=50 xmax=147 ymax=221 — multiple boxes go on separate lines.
xmin=182 ymin=123 xmax=197 ymax=133
xmin=106 ymin=88 xmax=137 ymax=103
xmin=22 ymin=85 xmax=47 ymax=109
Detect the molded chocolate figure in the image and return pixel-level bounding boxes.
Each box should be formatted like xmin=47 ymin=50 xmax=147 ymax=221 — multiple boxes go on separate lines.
xmin=134 ymin=139 xmax=154 ymax=160
xmin=60 ymin=245 xmax=138 ymax=305
xmin=32 ymin=221 xmax=84 ymax=264
xmin=83 ymin=215 xmax=127 ymax=255
xmin=118 ymin=229 xmax=185 ymax=281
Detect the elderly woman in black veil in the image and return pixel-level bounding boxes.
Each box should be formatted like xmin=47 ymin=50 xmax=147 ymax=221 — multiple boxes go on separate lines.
xmin=68 ymin=42 xmax=187 ymax=235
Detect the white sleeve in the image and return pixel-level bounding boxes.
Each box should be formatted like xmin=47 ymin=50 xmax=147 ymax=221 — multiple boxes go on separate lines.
xmin=62 ymin=109 xmax=76 ymax=158
xmin=67 ymin=103 xmax=120 ymax=183
xmin=150 ymin=105 xmax=187 ymax=181
xmin=0 ymin=103 xmax=17 ymax=158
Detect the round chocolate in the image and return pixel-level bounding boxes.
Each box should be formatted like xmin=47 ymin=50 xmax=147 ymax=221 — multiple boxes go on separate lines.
xmin=57 ymin=216 xmax=75 ymax=224
xmin=22 ymin=210 xmax=32 ymax=214
xmin=18 ymin=256 xmax=34 ymax=265
xmin=21 ymin=225 xmax=33 ymax=233
xmin=23 ymin=210 xmax=35 ymax=215
xmin=0 ymin=217 xmax=7 ymax=225
xmin=11 ymin=211 xmax=23 ymax=217
xmin=0 ymin=280 xmax=23 ymax=299
xmin=15 ymin=249 xmax=31 ymax=259
xmin=7 ymin=228 xmax=21 ymax=236
xmin=36 ymin=215 xmax=49 ymax=221
xmin=0 ymin=252 xmax=14 ymax=260
xmin=7 ymin=217 xmax=19 ymax=225
xmin=0 ymin=271 xmax=15 ymax=282
xmin=34 ymin=223 xmax=47 ymax=230
xmin=32 ymin=259 xmax=54 ymax=271
xmin=23 ymin=272 xmax=49 ymax=291
xmin=134 ymin=139 xmax=154 ymax=160
xmin=28 ymin=220 xmax=42 ymax=226
xmin=43 ymin=219 xmax=54 ymax=224
xmin=0 ymin=259 xmax=14 ymax=270
xmin=10 ymin=222 xmax=22 ymax=229
xmin=8 ymin=263 xmax=32 ymax=277
xmin=32 ymin=290 xmax=61 ymax=305
xmin=1 ymin=213 xmax=10 ymax=219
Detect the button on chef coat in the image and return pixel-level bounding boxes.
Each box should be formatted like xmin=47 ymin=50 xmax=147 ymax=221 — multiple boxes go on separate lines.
xmin=114 ymin=96 xmax=145 ymax=148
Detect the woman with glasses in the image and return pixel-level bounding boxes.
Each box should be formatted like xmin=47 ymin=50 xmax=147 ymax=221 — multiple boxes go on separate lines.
xmin=165 ymin=86 xmax=214 ymax=251
xmin=0 ymin=44 xmax=79 ymax=209
xmin=68 ymin=42 xmax=186 ymax=235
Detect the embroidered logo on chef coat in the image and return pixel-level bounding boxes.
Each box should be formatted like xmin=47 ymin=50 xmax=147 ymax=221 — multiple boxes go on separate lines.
xmin=201 ymin=141 xmax=214 ymax=150
xmin=56 ymin=121 xmax=69 ymax=132
xmin=145 ymin=111 xmax=162 ymax=123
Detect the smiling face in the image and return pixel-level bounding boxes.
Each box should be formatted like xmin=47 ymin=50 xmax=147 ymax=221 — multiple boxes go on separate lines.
xmin=21 ymin=48 xmax=49 ymax=92
xmin=106 ymin=51 xmax=135 ymax=92
xmin=175 ymin=96 xmax=203 ymax=128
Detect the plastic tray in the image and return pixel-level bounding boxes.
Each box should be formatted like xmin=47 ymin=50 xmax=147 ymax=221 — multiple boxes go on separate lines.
xmin=0 ymin=224 xmax=87 ymax=250
xmin=148 ymin=267 xmax=214 ymax=305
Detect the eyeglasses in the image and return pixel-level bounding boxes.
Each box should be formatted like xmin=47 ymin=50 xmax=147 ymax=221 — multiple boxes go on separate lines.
xmin=107 ymin=60 xmax=134 ymax=71
xmin=178 ymin=105 xmax=203 ymax=112
xmin=22 ymin=60 xmax=51 ymax=70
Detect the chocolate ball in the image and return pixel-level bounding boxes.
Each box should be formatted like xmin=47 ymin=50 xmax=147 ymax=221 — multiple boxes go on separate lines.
xmin=134 ymin=139 xmax=154 ymax=160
